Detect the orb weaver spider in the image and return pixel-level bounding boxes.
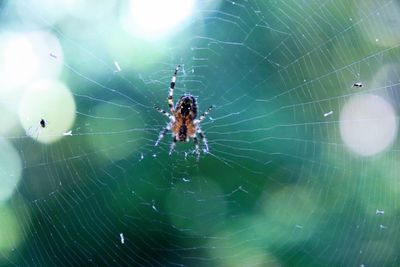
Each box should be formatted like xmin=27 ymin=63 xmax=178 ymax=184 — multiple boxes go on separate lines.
xmin=154 ymin=65 xmax=213 ymax=160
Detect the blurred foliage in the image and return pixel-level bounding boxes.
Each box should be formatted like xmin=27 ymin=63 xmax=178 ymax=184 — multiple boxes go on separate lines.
xmin=0 ymin=0 xmax=400 ymax=266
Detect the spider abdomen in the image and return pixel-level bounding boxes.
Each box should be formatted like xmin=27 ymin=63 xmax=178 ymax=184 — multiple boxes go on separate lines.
xmin=172 ymin=120 xmax=195 ymax=142
xmin=179 ymin=124 xmax=188 ymax=141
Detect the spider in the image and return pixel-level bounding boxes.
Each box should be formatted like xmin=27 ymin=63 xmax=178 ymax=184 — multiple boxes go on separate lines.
xmin=154 ymin=65 xmax=213 ymax=160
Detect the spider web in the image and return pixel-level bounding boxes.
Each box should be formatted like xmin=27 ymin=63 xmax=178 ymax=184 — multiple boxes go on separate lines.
xmin=1 ymin=0 xmax=400 ymax=266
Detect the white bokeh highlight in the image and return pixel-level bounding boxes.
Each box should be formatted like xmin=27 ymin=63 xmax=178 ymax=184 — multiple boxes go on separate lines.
xmin=0 ymin=31 xmax=64 ymax=137
xmin=0 ymin=31 xmax=63 ymax=91
xmin=0 ymin=33 xmax=38 ymax=90
xmin=121 ymin=0 xmax=195 ymax=40
xmin=19 ymin=80 xmax=76 ymax=144
xmin=340 ymin=94 xmax=398 ymax=156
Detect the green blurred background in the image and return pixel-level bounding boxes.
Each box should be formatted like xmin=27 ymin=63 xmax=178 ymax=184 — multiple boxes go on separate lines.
xmin=1 ymin=0 xmax=400 ymax=266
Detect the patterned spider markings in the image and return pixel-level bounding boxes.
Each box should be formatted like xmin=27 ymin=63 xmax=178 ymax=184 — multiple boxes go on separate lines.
xmin=154 ymin=65 xmax=213 ymax=160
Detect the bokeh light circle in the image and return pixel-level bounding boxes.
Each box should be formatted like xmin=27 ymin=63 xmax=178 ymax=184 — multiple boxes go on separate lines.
xmin=18 ymin=80 xmax=76 ymax=144
xmin=340 ymin=94 xmax=398 ymax=156
xmin=120 ymin=0 xmax=195 ymax=40
xmin=0 ymin=204 xmax=25 ymax=258
xmin=359 ymin=0 xmax=400 ymax=47
xmin=88 ymin=100 xmax=145 ymax=162
xmin=0 ymin=104 xmax=19 ymax=136
xmin=259 ymin=185 xmax=320 ymax=245
xmin=165 ymin=179 xmax=226 ymax=236
xmin=0 ymin=31 xmax=63 ymax=92
xmin=0 ymin=139 xmax=22 ymax=202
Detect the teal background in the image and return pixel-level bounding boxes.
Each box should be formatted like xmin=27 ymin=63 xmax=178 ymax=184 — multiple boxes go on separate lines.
xmin=1 ymin=0 xmax=400 ymax=266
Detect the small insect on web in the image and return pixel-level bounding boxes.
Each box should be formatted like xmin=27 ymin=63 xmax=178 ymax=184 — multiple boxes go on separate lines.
xmin=26 ymin=118 xmax=48 ymax=139
xmin=154 ymin=65 xmax=214 ymax=161
xmin=39 ymin=118 xmax=47 ymax=128
xmin=348 ymin=63 xmax=364 ymax=88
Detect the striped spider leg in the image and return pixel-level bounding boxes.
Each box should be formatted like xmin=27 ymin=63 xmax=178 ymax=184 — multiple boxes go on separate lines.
xmin=168 ymin=65 xmax=180 ymax=113
xmin=154 ymin=106 xmax=174 ymax=147
xmin=154 ymin=65 xmax=179 ymax=147
xmin=193 ymin=105 xmax=214 ymax=156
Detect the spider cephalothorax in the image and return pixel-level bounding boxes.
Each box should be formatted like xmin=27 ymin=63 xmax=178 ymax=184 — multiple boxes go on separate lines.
xmin=154 ymin=65 xmax=213 ymax=160
xmin=176 ymin=95 xmax=197 ymax=120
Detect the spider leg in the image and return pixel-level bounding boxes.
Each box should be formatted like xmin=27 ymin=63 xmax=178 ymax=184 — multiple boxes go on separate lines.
xmin=155 ymin=123 xmax=171 ymax=146
xmin=168 ymin=65 xmax=180 ymax=113
xmin=169 ymin=136 xmax=177 ymax=155
xmin=193 ymin=136 xmax=200 ymax=161
xmin=197 ymin=127 xmax=209 ymax=153
xmin=195 ymin=105 xmax=214 ymax=124
xmin=154 ymin=106 xmax=174 ymax=120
